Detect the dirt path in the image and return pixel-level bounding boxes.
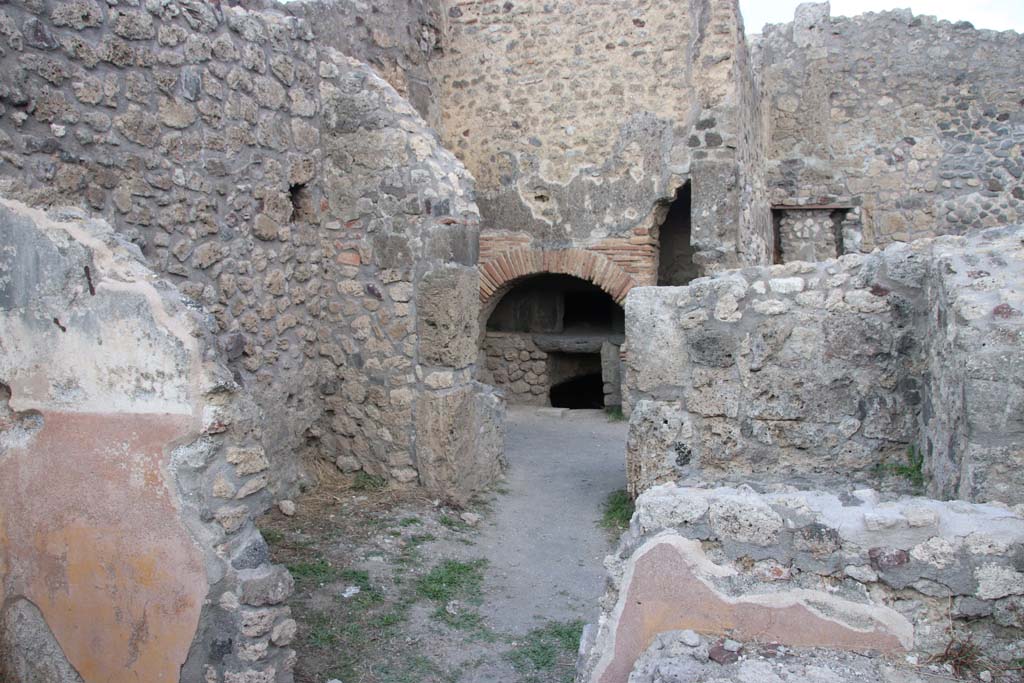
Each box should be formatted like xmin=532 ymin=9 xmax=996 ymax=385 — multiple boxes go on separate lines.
xmin=260 ymin=407 xmax=628 ymax=683
xmin=475 ymin=407 xmax=629 ymax=634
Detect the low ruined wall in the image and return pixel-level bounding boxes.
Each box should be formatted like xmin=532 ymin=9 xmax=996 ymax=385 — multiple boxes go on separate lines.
xmin=578 ymin=481 xmax=1024 ymax=683
xmin=624 ymin=243 xmax=926 ymax=495
xmin=623 ymin=226 xmax=1024 ymax=504
xmin=0 ymin=201 xmax=294 ymax=682
xmin=758 ymin=4 xmax=1024 ymax=250
xmin=0 ymin=0 xmax=502 ymax=497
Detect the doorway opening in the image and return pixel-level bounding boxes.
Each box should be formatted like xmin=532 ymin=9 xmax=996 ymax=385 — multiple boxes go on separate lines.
xmin=657 ymin=183 xmax=697 ymax=286
xmin=481 ymin=274 xmax=624 ymax=409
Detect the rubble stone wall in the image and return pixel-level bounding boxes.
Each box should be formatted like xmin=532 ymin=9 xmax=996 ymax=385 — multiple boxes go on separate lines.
xmin=0 ymin=201 xmax=295 ymax=683
xmin=757 ymin=3 xmax=1024 ymax=251
xmin=919 ymin=229 xmax=1024 ymax=503
xmin=578 ymin=481 xmax=1024 ymax=683
xmin=287 ymin=0 xmax=444 ymax=126
xmin=480 ymin=332 xmax=550 ymax=405
xmin=0 ymin=0 xmax=502 ymax=496
xmin=623 ymin=226 xmax=1024 ymax=504
xmin=436 ymin=0 xmax=773 ymax=287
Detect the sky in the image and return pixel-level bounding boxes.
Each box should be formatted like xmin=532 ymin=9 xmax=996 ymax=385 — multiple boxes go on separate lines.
xmin=739 ymin=0 xmax=1024 ymax=34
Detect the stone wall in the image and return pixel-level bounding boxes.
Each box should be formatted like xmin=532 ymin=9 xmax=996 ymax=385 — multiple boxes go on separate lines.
xmin=0 ymin=0 xmax=502 ymax=496
xmin=757 ymin=3 xmax=1024 ymax=250
xmin=920 ymin=229 xmax=1024 ymax=503
xmin=578 ymin=481 xmax=1024 ymax=683
xmin=480 ymin=332 xmax=550 ymax=405
xmin=436 ymin=0 xmax=773 ymax=293
xmin=0 ymin=201 xmax=294 ymax=683
xmin=623 ymin=226 xmax=1024 ymax=504
xmin=286 ymin=0 xmax=444 ymax=126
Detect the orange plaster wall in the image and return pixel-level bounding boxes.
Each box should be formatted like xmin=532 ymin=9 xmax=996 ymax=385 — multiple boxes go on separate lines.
xmin=1 ymin=411 xmax=207 ymax=682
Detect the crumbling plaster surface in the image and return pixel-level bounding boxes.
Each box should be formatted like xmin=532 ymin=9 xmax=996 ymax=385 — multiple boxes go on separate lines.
xmin=757 ymin=3 xmax=1024 ymax=249
xmin=0 ymin=0 xmax=503 ymax=496
xmin=578 ymin=482 xmax=1024 ymax=683
xmin=623 ymin=226 xmax=1024 ymax=504
xmin=0 ymin=199 xmax=295 ymax=682
xmin=435 ymin=0 xmax=772 ymax=280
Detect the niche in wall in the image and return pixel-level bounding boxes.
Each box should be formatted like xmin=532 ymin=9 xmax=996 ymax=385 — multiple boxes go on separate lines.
xmin=657 ymin=183 xmax=697 ymax=286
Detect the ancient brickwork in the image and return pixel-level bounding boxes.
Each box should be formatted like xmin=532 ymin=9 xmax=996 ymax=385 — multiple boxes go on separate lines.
xmin=623 ymin=226 xmax=1024 ymax=504
xmin=0 ymin=202 xmax=294 ymax=683
xmin=757 ymin=4 xmax=1024 ymax=250
xmin=0 ymin=0 xmax=502 ymax=494
xmin=579 ymin=482 xmax=1024 ymax=683
xmin=436 ymin=0 xmax=773 ymax=289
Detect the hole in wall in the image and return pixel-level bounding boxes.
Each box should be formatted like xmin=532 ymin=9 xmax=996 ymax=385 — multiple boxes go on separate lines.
xmin=289 ymin=183 xmax=313 ymax=222
xmin=550 ymin=372 xmax=605 ymax=409
xmin=657 ymin=183 xmax=697 ymax=286
xmin=548 ymin=352 xmax=604 ymax=409
xmin=772 ymin=208 xmax=785 ymax=264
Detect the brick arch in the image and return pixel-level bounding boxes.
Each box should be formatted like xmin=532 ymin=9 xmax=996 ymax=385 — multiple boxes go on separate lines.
xmin=479 ymin=247 xmax=638 ymax=308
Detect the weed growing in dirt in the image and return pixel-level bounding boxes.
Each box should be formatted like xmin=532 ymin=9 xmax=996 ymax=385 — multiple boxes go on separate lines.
xmin=287 ymin=558 xmax=340 ymax=584
xmin=439 ymin=514 xmax=470 ymax=531
xmin=353 ymin=471 xmax=387 ymax=491
xmin=600 ymin=489 xmax=635 ymax=530
xmin=417 ymin=559 xmax=487 ymax=603
xmin=260 ymin=528 xmax=284 ymax=545
xmin=508 ymin=620 xmax=585 ymax=682
xmin=399 ymin=516 xmax=421 ymax=526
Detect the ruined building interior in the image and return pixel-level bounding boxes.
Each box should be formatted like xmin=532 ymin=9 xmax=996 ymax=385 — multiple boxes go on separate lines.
xmin=0 ymin=0 xmax=1022 ymax=681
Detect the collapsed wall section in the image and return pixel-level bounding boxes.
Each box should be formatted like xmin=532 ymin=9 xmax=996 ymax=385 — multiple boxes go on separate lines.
xmin=0 ymin=201 xmax=294 ymax=683
xmin=757 ymin=3 xmax=1024 ymax=250
xmin=0 ymin=0 xmax=502 ymax=498
xmin=435 ymin=0 xmax=772 ymax=286
xmin=623 ymin=226 xmax=1024 ymax=505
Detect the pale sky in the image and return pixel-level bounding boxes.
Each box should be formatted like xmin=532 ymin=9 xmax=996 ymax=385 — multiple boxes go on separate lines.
xmin=740 ymin=0 xmax=1024 ymax=34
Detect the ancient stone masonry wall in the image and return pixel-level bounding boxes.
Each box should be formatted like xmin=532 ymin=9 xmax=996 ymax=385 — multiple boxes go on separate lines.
xmin=623 ymin=226 xmax=1024 ymax=504
xmin=285 ymin=0 xmax=444 ymax=126
xmin=0 ymin=201 xmax=294 ymax=683
xmin=920 ymin=228 xmax=1024 ymax=504
xmin=0 ymin=0 xmax=503 ymax=497
xmin=480 ymin=332 xmax=550 ymax=405
xmin=756 ymin=3 xmax=1024 ymax=250
xmin=578 ymin=482 xmax=1024 ymax=683
xmin=434 ymin=0 xmax=773 ymax=290
xmin=623 ymin=243 xmax=927 ymax=496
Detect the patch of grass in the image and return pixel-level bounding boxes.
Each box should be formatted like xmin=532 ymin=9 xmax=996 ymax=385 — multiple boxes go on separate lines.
xmin=352 ymin=471 xmax=387 ymax=491
xmin=605 ymin=405 xmax=626 ymax=421
xmin=407 ymin=533 xmax=436 ymax=548
xmin=439 ymin=514 xmax=469 ymax=531
xmin=260 ymin=528 xmax=284 ymax=546
xmin=874 ymin=445 xmax=926 ymax=488
xmin=399 ymin=516 xmax=421 ymax=526
xmin=368 ymin=609 xmax=407 ymax=630
xmin=339 ymin=567 xmax=371 ymax=590
xmin=507 ymin=620 xmax=584 ymax=679
xmin=416 ymin=559 xmax=488 ymax=604
xmin=287 ymin=558 xmax=340 ymax=584
xmin=600 ymin=489 xmax=635 ymax=530
xmin=306 ymin=611 xmax=341 ymax=648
